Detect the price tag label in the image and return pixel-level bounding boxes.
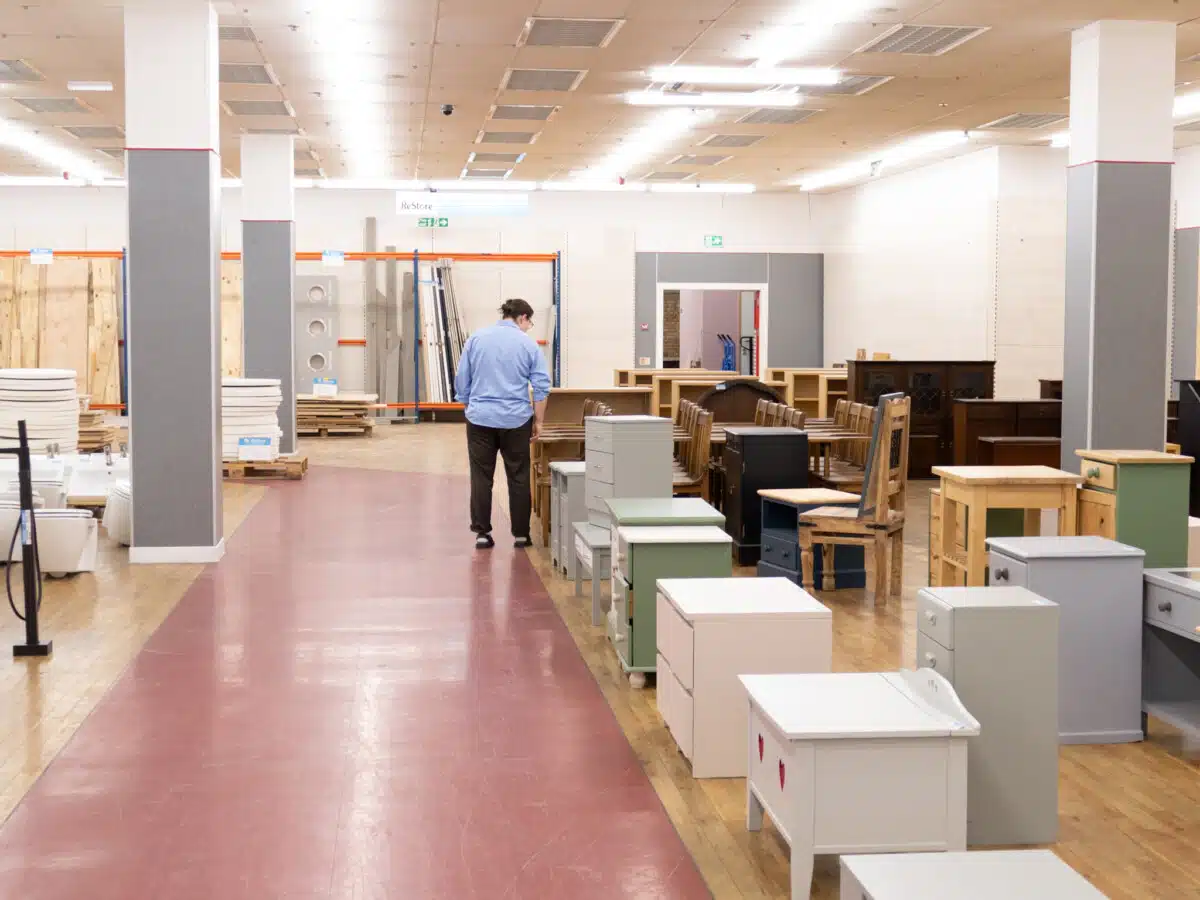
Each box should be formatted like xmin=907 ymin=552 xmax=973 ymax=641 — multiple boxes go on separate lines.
xmin=322 ymin=250 xmax=345 ymax=267
xmin=237 ymin=437 xmax=273 ymax=461
xmin=29 ymin=248 xmax=53 ymax=266
xmin=312 ymin=377 xmax=338 ymax=398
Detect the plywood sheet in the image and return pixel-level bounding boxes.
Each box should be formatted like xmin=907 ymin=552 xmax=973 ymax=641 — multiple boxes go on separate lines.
xmin=89 ymin=259 xmax=121 ymax=406
xmin=15 ymin=260 xmax=43 ymax=369
xmin=40 ymin=258 xmax=92 ymax=392
xmin=220 ymin=260 xmax=244 ymax=378
xmin=0 ymin=258 xmax=15 ymax=368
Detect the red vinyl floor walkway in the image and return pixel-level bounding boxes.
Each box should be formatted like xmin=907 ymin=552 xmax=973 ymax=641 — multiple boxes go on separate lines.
xmin=0 ymin=468 xmax=710 ymax=898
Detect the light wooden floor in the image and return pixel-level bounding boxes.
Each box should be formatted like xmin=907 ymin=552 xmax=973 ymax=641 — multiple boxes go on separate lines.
xmin=2 ymin=425 xmax=1198 ymax=899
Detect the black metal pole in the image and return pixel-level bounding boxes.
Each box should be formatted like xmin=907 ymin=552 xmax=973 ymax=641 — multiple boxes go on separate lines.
xmin=12 ymin=420 xmax=50 ymax=658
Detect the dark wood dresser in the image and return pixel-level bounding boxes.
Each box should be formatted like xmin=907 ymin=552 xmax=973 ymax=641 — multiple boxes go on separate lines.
xmin=846 ymin=360 xmax=995 ymax=477
xmin=952 ymin=399 xmax=1062 ymax=465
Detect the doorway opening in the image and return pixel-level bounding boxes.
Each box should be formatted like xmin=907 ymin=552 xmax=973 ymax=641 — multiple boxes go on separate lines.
xmin=658 ymin=283 xmax=767 ymax=375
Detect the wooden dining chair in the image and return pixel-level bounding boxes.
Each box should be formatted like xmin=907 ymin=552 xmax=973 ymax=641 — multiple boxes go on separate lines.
xmin=754 ymin=398 xmax=769 ymax=426
xmin=834 ymin=399 xmax=850 ymax=427
xmin=674 ymin=408 xmax=712 ymax=498
xmin=798 ymin=393 xmax=911 ymax=605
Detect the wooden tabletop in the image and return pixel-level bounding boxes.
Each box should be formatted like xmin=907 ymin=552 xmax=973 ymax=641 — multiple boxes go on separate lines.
xmin=1076 ymin=448 xmax=1195 ymax=464
xmin=932 ymin=465 xmax=1082 ymax=486
xmin=758 ymin=488 xmax=862 ymax=504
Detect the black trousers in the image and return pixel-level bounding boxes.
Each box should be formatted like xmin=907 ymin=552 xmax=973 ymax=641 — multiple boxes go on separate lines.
xmin=466 ymin=418 xmax=533 ymax=538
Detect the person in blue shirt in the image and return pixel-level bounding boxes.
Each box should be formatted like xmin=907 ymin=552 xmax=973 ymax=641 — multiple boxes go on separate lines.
xmin=454 ymin=298 xmax=552 ymax=549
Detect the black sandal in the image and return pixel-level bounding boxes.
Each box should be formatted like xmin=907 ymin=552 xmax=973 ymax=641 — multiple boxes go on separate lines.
xmin=475 ymin=533 xmax=495 ymax=549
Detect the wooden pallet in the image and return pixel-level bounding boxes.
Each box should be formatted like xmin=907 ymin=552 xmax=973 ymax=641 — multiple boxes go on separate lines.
xmin=298 ymin=424 xmax=374 ymax=438
xmin=222 ymin=455 xmax=308 ymax=480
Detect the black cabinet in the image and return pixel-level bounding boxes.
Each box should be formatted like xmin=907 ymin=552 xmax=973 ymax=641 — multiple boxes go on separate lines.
xmin=722 ymin=426 xmax=809 ymax=565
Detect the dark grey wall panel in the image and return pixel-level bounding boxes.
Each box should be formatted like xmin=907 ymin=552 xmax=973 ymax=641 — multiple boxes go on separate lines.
xmin=1174 ymin=227 xmax=1200 ymax=393
xmin=1063 ymin=161 xmax=1173 ymax=468
xmin=127 ymin=149 xmax=222 ymax=550
xmin=243 ymin=220 xmax=296 ymax=454
xmin=633 ymin=251 xmax=823 ymax=370
xmin=767 ymin=253 xmax=824 ymax=368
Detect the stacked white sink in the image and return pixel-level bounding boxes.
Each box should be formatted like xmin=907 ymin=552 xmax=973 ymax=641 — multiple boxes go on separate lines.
xmin=221 ymin=377 xmax=282 ymax=460
xmin=0 ymin=369 xmax=80 ymax=454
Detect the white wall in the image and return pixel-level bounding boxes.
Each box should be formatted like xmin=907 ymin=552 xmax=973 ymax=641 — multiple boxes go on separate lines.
xmin=813 ymin=148 xmax=1002 ymax=367
xmin=0 ymin=186 xmax=819 ymax=390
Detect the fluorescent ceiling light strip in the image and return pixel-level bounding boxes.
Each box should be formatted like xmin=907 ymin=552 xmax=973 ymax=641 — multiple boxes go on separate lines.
xmin=312 ymin=179 xmax=426 ymax=190
xmin=1048 ymin=131 xmax=1070 ymax=148
xmin=429 ymin=180 xmax=536 ymax=191
xmin=1175 ymin=91 xmax=1200 ymax=120
xmin=626 ymin=90 xmax=801 ymax=108
xmin=795 ymin=130 xmax=969 ymax=191
xmin=648 ymin=183 xmax=756 ymax=194
xmin=577 ymin=108 xmax=713 ymax=182
xmin=749 ymin=0 xmax=877 ymax=68
xmin=67 ymin=81 xmax=113 ymax=92
xmin=540 ymin=181 xmax=648 ymax=192
xmin=648 ymin=65 xmax=840 ymax=87
xmin=0 ymin=118 xmax=110 ymax=182
xmin=310 ymin=4 xmax=389 ymax=178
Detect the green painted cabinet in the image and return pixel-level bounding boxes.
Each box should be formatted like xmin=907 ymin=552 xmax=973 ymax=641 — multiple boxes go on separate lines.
xmin=610 ymin=525 xmax=732 ymax=685
xmin=1076 ymin=449 xmax=1193 ymax=568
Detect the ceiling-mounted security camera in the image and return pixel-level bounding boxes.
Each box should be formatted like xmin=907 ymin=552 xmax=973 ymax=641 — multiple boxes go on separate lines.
xmin=442 ymin=104 xmax=454 ymax=116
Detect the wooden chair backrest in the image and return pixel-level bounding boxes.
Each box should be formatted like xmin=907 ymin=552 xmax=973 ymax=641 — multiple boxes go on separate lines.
xmin=834 ymin=399 xmax=850 ymax=427
xmin=769 ymin=403 xmax=786 ymax=426
xmin=857 ymin=393 xmax=911 ymax=525
xmin=754 ymin=398 xmax=768 ymax=426
xmin=691 ymin=409 xmax=714 ymax=480
xmin=792 ymin=409 xmax=806 ymax=430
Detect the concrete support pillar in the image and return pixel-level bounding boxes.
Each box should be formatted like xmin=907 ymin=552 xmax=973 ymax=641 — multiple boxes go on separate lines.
xmin=240 ymin=135 xmax=297 ymax=454
xmin=1062 ymin=20 xmax=1177 ymax=468
xmin=124 ymin=0 xmax=223 ymax=564
xmin=1174 ymin=228 xmax=1200 ymax=390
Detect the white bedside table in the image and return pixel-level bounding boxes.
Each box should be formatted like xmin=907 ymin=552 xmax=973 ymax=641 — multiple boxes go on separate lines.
xmin=839 ymin=850 xmax=1107 ymax=899
xmin=742 ymin=669 xmax=980 ymax=900
xmin=656 ymin=577 xmax=832 ymax=778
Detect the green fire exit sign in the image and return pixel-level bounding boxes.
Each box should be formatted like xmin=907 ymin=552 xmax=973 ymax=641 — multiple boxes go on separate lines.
xmin=418 ymin=217 xmax=450 ymax=228
xmin=704 ymin=235 xmax=724 ymax=248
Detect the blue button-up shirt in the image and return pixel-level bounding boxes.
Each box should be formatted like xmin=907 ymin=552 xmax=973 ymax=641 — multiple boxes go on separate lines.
xmin=454 ymin=320 xmax=552 ymax=429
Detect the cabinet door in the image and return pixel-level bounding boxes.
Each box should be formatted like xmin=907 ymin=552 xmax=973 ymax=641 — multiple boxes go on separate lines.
xmin=1078 ymin=491 xmax=1117 ymax=539
xmin=948 ymin=363 xmax=994 ymax=401
xmin=859 ymin=365 xmax=902 ymax=405
xmin=723 ymin=449 xmax=744 ymax=540
xmin=907 ymin=364 xmax=947 ymax=428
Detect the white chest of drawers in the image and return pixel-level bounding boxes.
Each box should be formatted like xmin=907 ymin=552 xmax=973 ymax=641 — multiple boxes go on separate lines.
xmin=584 ymin=415 xmax=672 ymax=530
xmin=656 ymin=577 xmax=832 ymax=778
xmin=549 ymin=461 xmax=586 ymax=577
xmin=742 ymin=669 xmax=980 ymax=900
xmin=917 ymin=586 xmax=1059 ymax=846
xmin=839 ymin=850 xmax=1108 ymax=900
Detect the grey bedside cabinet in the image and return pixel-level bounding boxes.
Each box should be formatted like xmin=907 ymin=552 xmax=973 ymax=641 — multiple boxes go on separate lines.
xmin=549 ymin=461 xmax=586 ymax=577
xmin=917 ymin=586 xmax=1060 ymax=846
xmin=986 ymin=535 xmax=1145 ymax=744
xmin=584 ymin=415 xmax=673 ymax=532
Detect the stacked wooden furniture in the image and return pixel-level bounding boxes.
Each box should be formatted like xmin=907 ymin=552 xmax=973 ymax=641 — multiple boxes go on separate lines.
xmin=846 ymin=359 xmax=995 ymax=476
xmin=671 ymin=401 xmax=714 ymax=499
xmin=799 ymin=394 xmax=911 ymax=604
xmin=654 ymin=373 xmax=760 ymax=420
xmin=656 ymin=577 xmax=832 ymax=778
xmin=77 ymin=406 xmax=117 ymax=453
xmin=952 ymin=399 xmax=1060 ymax=465
xmin=1075 ymin=449 xmax=1193 ymax=567
xmin=764 ymin=367 xmax=848 ymax=419
xmin=296 ymin=393 xmax=377 ymax=436
xmin=614 ymin=367 xmax=723 ymax=388
xmin=917 ymin=586 xmax=1060 ymax=845
xmin=722 ymin=425 xmax=810 ymax=564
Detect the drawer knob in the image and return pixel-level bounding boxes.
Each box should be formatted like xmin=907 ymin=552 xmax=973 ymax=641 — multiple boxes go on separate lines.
xmin=993 ymin=568 xmax=1009 ymax=582
xmin=1158 ymin=601 xmax=1173 ymax=613
xmin=924 ymin=652 xmax=937 ymax=668
xmin=1086 ymin=467 xmax=1101 ymax=479
xmin=924 ymin=610 xmax=937 ymax=626
xmin=758 ymin=734 xmax=764 ymax=762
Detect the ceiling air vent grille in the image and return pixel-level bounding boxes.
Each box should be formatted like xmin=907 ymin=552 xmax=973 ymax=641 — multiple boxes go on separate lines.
xmin=0 ymin=60 xmax=43 ymax=83
xmin=463 ymin=169 xmax=510 ymax=179
xmin=643 ymin=171 xmax=692 ymax=181
xmin=859 ymin=24 xmax=988 ymax=56
xmin=219 ymin=63 xmax=275 ymax=85
xmin=503 ymin=69 xmax=586 ymax=92
xmin=669 ymin=155 xmax=729 ymax=167
xmin=60 ymin=125 xmax=124 ymax=140
xmin=738 ymin=108 xmax=818 ymax=126
xmin=520 ymin=18 xmax=623 ymax=48
xmin=809 ymin=75 xmax=893 ymax=96
xmin=469 ymin=152 xmax=524 ymax=164
xmin=491 ymin=105 xmax=557 ymax=121
xmin=224 ymin=100 xmax=292 ymax=117
xmin=477 ymin=131 xmax=538 ymax=144
xmin=219 ymin=26 xmax=256 ymax=41
xmin=15 ymin=97 xmax=89 ymax=114
xmin=701 ymin=134 xmax=764 ymax=148
xmin=979 ymin=113 xmax=1067 ymax=130
xmin=244 ymin=124 xmax=301 ymax=135
xmin=97 ymin=147 xmax=125 ymax=159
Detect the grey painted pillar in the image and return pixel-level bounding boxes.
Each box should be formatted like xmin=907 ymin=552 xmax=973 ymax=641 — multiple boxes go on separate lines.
xmin=1061 ymin=21 xmax=1177 ymax=468
xmin=241 ymin=134 xmax=297 ymax=454
xmin=124 ymin=0 xmax=223 ymax=564
xmin=1174 ymin=228 xmax=1200 ymax=395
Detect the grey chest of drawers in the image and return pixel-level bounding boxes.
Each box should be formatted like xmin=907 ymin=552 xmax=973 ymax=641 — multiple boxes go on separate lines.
xmin=1141 ymin=567 xmax=1200 ymax=746
xmin=917 ymin=586 xmax=1059 ymax=846
xmin=986 ymin=535 xmax=1145 ymax=744
xmin=584 ymin=415 xmax=673 ymax=531
xmin=549 ymin=461 xmax=586 ymax=578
